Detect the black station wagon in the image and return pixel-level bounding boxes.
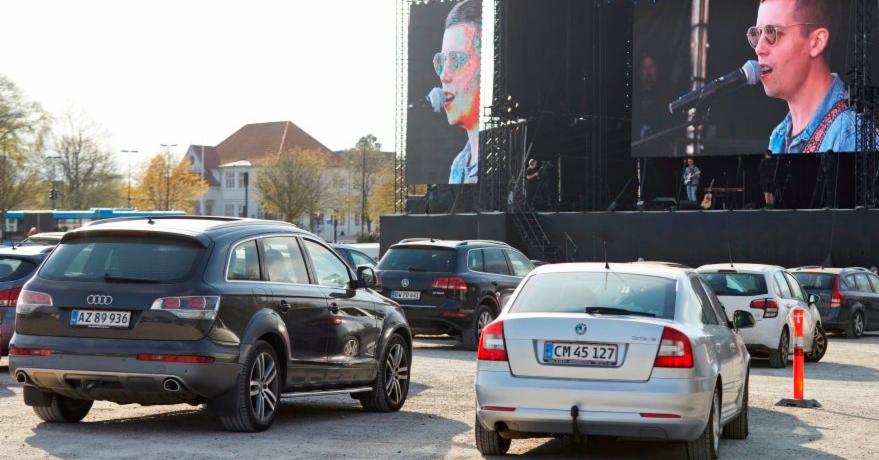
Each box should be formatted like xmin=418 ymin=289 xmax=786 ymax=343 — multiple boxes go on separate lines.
xmin=10 ymin=216 xmax=412 ymax=432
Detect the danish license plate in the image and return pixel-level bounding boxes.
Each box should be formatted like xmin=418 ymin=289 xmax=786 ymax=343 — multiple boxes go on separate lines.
xmin=71 ymin=309 xmax=131 ymax=329
xmin=544 ymin=341 xmax=618 ymax=366
xmin=391 ymin=290 xmax=421 ymax=300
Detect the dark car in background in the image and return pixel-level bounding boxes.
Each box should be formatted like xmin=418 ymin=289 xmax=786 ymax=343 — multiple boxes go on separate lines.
xmin=331 ymin=243 xmax=378 ymax=270
xmin=375 ymin=239 xmax=535 ymax=350
xmin=10 ymin=216 xmax=412 ymax=432
xmin=0 ymin=245 xmax=54 ymax=355
xmin=791 ymin=266 xmax=879 ymax=338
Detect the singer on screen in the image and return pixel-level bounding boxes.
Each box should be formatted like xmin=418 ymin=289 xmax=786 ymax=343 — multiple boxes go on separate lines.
xmin=434 ymin=0 xmax=481 ymax=184
xmin=752 ymin=0 xmax=856 ymax=154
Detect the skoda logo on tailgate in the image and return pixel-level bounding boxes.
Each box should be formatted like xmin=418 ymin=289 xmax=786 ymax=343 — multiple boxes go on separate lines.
xmin=87 ymin=295 xmax=114 ymax=305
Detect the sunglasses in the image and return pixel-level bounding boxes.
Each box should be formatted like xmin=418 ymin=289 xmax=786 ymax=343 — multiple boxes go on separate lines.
xmin=433 ymin=51 xmax=475 ymax=77
xmin=746 ymin=23 xmax=819 ymax=48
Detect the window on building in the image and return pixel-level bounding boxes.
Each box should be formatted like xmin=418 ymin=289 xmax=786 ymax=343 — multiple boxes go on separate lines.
xmin=225 ymin=204 xmax=234 ymax=216
xmin=205 ymin=200 xmax=214 ymax=216
xmin=238 ymin=171 xmax=247 ymax=188
xmin=4 ymin=219 xmax=19 ymax=233
xmin=224 ymin=171 xmax=235 ymax=188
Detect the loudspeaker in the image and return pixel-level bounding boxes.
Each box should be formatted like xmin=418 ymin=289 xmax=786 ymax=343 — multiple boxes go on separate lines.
xmin=637 ymin=197 xmax=678 ymax=211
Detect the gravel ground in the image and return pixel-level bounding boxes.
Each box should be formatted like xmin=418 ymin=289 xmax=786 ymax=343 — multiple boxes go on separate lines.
xmin=0 ymin=332 xmax=877 ymax=459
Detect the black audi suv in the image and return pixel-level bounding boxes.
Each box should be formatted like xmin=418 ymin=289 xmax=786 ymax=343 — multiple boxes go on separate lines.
xmin=9 ymin=216 xmax=412 ymax=432
xmin=375 ymin=239 xmax=534 ymax=350
xmin=791 ymin=266 xmax=879 ymax=338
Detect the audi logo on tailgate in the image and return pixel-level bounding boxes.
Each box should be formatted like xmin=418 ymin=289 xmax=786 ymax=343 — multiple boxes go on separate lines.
xmin=87 ymin=295 xmax=114 ymax=305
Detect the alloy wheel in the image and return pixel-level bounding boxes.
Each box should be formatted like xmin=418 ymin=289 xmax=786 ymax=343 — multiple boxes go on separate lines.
xmin=476 ymin=311 xmax=494 ymax=339
xmin=712 ymin=392 xmax=721 ymax=457
xmin=781 ymin=329 xmax=790 ymax=360
xmin=812 ymin=326 xmax=827 ymax=357
xmin=384 ymin=343 xmax=409 ymax=405
xmin=249 ymin=352 xmax=278 ymax=424
xmin=854 ymin=313 xmax=865 ymax=336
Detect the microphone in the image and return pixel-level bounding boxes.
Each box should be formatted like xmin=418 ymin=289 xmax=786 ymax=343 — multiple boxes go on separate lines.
xmin=668 ymin=60 xmax=761 ymax=113
xmin=426 ymin=87 xmax=444 ymax=113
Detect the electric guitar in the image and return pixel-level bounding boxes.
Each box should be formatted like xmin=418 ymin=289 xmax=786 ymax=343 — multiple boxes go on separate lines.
xmin=701 ymin=180 xmax=715 ymax=209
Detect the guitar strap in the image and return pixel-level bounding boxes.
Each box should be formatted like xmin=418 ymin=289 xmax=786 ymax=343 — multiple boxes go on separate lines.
xmin=803 ymin=100 xmax=848 ymax=154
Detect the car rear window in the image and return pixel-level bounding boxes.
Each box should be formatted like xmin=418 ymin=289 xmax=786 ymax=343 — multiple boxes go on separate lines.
xmin=700 ymin=273 xmax=768 ymax=296
xmin=377 ymin=247 xmax=457 ymax=272
xmin=40 ymin=236 xmax=203 ymax=283
xmin=0 ymin=258 xmax=37 ymax=282
xmin=510 ymin=272 xmax=677 ymax=320
xmin=792 ymin=273 xmax=835 ymax=290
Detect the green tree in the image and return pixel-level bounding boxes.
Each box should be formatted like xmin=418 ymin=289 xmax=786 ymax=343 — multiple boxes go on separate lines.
xmin=0 ymin=75 xmax=50 ymax=234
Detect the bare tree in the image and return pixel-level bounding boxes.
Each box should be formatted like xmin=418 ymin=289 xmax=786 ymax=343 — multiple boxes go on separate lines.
xmin=52 ymin=111 xmax=123 ymax=209
xmin=347 ymin=134 xmax=386 ymax=233
xmin=256 ymin=148 xmax=328 ymax=229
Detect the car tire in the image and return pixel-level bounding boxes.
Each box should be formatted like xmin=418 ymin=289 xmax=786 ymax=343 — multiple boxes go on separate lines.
xmin=806 ymin=323 xmax=828 ymax=363
xmin=32 ymin=394 xmax=93 ymax=423
xmin=768 ymin=328 xmax=790 ymax=369
xmin=463 ymin=304 xmax=495 ymax=351
xmin=219 ymin=340 xmax=280 ymax=432
xmin=845 ymin=310 xmax=865 ymax=339
xmin=359 ymin=334 xmax=410 ymax=412
xmin=474 ymin=415 xmax=511 ymax=456
xmin=686 ymin=390 xmax=720 ymax=460
xmin=722 ymin=373 xmax=749 ymax=440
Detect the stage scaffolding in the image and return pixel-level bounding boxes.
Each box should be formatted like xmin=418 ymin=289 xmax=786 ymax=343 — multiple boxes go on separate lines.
xmin=394 ymin=0 xmax=410 ymax=214
xmin=851 ymin=0 xmax=879 ymax=208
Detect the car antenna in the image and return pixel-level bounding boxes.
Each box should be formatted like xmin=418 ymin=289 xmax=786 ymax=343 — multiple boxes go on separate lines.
xmin=604 ymin=241 xmax=610 ymax=270
xmin=147 ymin=216 xmax=155 ymax=224
xmin=727 ymin=241 xmax=735 ymax=268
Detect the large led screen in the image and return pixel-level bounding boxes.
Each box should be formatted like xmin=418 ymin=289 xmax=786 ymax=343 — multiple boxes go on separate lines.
xmin=633 ymin=0 xmax=878 ymax=157
xmin=406 ymin=0 xmax=482 ymax=184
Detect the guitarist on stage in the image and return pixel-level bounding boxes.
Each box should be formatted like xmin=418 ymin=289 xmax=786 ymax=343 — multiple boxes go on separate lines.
xmin=682 ymin=158 xmax=702 ymax=202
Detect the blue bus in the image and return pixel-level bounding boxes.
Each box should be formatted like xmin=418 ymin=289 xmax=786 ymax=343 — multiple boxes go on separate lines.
xmin=1 ymin=208 xmax=186 ymax=244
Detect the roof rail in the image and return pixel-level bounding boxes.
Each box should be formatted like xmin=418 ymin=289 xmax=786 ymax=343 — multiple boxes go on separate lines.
xmin=457 ymin=240 xmax=510 ymax=247
xmin=397 ymin=238 xmax=436 ymax=244
xmin=848 ymin=267 xmax=871 ymax=272
xmin=790 ymin=265 xmax=824 ymax=271
xmin=87 ymin=215 xmax=243 ymax=226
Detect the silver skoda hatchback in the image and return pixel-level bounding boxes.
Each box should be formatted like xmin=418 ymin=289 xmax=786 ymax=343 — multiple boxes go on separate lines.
xmin=474 ymin=263 xmax=756 ymax=459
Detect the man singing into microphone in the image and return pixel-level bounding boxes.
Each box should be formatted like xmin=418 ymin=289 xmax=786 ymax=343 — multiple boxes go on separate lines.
xmin=434 ymin=0 xmax=481 ymax=183
xmin=751 ymin=0 xmax=855 ymax=154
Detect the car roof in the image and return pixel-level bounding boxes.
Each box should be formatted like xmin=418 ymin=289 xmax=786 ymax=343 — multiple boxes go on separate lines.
xmin=530 ymin=262 xmax=690 ymax=280
xmin=68 ymin=216 xmax=309 ymax=244
xmin=790 ymin=266 xmax=872 ymax=275
xmin=696 ymin=263 xmax=783 ymax=274
xmin=390 ymin=238 xmax=510 ymax=249
xmin=0 ymin=244 xmax=54 ymax=258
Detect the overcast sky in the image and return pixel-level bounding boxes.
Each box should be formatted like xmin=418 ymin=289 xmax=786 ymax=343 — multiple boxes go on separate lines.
xmin=2 ymin=0 xmax=397 ymax=165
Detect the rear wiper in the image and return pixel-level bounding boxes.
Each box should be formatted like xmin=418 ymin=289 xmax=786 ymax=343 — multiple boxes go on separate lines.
xmin=585 ymin=306 xmax=656 ymax=318
xmin=406 ymin=267 xmax=427 ymax=272
xmin=104 ymin=274 xmax=161 ymax=284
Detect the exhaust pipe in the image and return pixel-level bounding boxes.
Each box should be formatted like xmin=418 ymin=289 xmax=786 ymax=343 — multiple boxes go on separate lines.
xmin=162 ymin=378 xmax=183 ymax=393
xmin=15 ymin=371 xmax=29 ymax=385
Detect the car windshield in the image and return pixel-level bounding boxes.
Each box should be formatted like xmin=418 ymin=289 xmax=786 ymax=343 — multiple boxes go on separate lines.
xmin=377 ymin=247 xmax=457 ymax=272
xmin=509 ymin=272 xmax=677 ymax=320
xmin=700 ymin=272 xmax=768 ymax=296
xmin=0 ymin=257 xmax=37 ymax=282
xmin=792 ymin=273 xmax=835 ymax=290
xmin=40 ymin=236 xmax=203 ymax=283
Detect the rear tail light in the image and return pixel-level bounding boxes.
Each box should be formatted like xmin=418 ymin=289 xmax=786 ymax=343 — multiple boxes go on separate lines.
xmin=136 ymin=353 xmax=214 ymax=364
xmin=151 ymin=296 xmax=220 ymax=319
xmin=477 ymin=320 xmax=507 ymax=361
xmin=750 ymin=298 xmax=779 ymax=318
xmin=440 ymin=310 xmax=467 ymax=319
xmin=830 ymin=275 xmax=844 ymax=308
xmin=15 ymin=290 xmax=53 ymax=314
xmin=0 ymin=288 xmax=22 ymax=307
xmin=653 ymin=326 xmax=694 ymax=368
xmin=9 ymin=347 xmax=52 ymax=357
xmin=432 ymin=276 xmax=468 ymax=291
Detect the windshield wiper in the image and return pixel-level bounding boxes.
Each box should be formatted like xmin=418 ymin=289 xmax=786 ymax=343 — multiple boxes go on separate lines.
xmin=585 ymin=306 xmax=656 ymax=318
xmin=104 ymin=274 xmax=161 ymax=284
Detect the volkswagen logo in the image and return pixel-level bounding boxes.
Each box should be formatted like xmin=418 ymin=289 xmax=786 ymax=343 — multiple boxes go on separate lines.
xmin=575 ymin=323 xmax=587 ymax=335
xmin=86 ymin=295 xmax=113 ymax=306
xmin=401 ymin=278 xmax=410 ymax=288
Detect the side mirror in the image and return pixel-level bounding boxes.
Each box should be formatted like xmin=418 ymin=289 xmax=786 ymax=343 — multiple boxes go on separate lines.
xmin=356 ymin=266 xmax=377 ymax=288
xmin=808 ymin=293 xmax=819 ymax=305
xmin=733 ymin=310 xmax=757 ymax=329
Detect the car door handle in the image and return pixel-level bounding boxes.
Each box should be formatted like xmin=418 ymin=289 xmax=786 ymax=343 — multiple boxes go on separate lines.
xmin=329 ymin=302 xmax=339 ymax=314
xmin=278 ymin=300 xmax=291 ymax=312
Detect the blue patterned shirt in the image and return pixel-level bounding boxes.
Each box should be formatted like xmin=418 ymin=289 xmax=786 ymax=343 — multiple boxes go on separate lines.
xmin=448 ymin=142 xmax=478 ymax=184
xmin=769 ymin=75 xmax=856 ymax=154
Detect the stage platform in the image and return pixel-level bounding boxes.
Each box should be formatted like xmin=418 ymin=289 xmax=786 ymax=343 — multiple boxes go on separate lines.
xmin=380 ymin=209 xmax=878 ymax=268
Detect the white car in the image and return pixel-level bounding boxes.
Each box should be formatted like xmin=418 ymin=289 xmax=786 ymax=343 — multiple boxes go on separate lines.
xmin=475 ymin=263 xmax=756 ymax=459
xmin=696 ymin=264 xmax=827 ymax=368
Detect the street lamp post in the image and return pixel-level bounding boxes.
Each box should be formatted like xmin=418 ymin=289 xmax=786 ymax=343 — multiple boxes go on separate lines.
xmin=120 ymin=150 xmax=139 ymax=208
xmin=160 ymin=144 xmax=178 ymax=211
xmin=46 ymin=153 xmax=61 ymax=210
